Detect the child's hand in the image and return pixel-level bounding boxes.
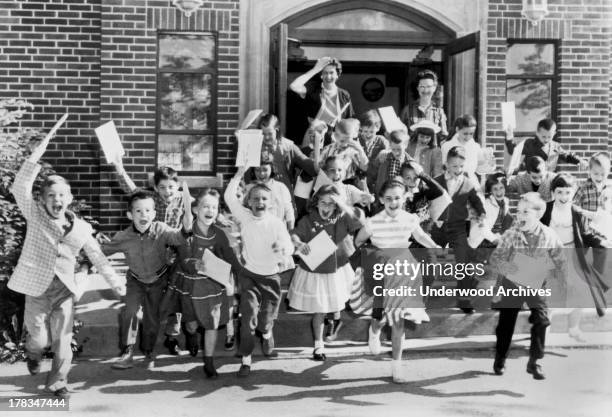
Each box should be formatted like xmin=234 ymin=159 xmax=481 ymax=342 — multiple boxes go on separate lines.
xmin=579 ymin=159 xmax=589 ymax=171
xmin=110 ymin=151 xmax=124 ymax=168
xmin=330 ymin=194 xmax=350 ymax=215
xmin=295 ymin=242 xmax=310 ymax=255
xmin=410 ymin=162 xmax=424 ymax=176
xmin=196 ymin=259 xmax=206 ymax=273
xmin=272 ymin=241 xmax=287 ymax=257
xmin=29 ymin=114 xmax=68 ymax=162
xmin=216 ymin=216 xmax=235 ymax=228
xmin=504 ymin=126 xmax=514 ymax=140
xmin=96 ymin=232 xmax=111 ymax=245
xmin=601 ymin=239 xmax=612 ymax=248
xmin=112 ymin=286 xmax=126 ymax=298
xmin=181 ymin=181 xmax=191 ymax=204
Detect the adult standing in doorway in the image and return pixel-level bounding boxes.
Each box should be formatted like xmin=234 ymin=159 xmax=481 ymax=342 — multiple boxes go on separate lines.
xmin=289 ymin=57 xmax=355 ymax=144
xmin=399 ymin=70 xmax=448 ymax=143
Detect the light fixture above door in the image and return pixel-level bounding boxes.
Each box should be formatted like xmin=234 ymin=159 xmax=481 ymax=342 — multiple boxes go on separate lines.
xmin=521 ymin=0 xmax=549 ymax=26
xmin=172 ymin=0 xmax=204 ymax=17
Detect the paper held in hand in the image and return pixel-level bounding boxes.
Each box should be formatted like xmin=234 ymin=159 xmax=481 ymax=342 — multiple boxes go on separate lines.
xmin=198 ymin=249 xmax=232 ymax=289
xmin=501 ymin=101 xmax=516 ymax=130
xmin=590 ymin=211 xmax=612 ymax=240
xmin=297 ymin=231 xmax=337 ymax=270
xmin=506 ymin=252 xmax=554 ymax=288
xmin=95 ymin=121 xmax=124 ymax=164
xmin=239 ymin=109 xmax=263 ymax=130
xmin=378 ymin=106 xmax=406 ymax=134
xmin=476 ymin=147 xmax=497 ymax=175
xmin=429 ymin=192 xmax=452 ymax=222
xmin=235 ymin=129 xmax=263 ymax=167
xmin=313 ymin=169 xmax=334 ymax=193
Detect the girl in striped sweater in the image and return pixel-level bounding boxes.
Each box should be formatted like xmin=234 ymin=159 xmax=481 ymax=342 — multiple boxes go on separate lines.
xmin=354 ymin=178 xmax=440 ymax=383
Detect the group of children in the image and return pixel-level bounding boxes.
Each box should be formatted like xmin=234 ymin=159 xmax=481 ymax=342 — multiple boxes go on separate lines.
xmin=9 ymin=106 xmax=612 ymax=397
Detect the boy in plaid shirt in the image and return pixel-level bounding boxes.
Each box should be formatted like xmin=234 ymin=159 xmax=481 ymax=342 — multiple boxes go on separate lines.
xmin=573 ymin=152 xmax=610 ymax=275
xmin=489 ymin=192 xmax=566 ymax=380
xmin=9 ymin=132 xmax=125 ymax=399
xmin=101 ymin=187 xmax=193 ymax=369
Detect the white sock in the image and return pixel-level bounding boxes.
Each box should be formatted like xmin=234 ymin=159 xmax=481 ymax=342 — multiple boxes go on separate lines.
xmin=242 ymin=355 xmax=252 ymax=366
xmin=261 ymin=330 xmax=272 ymax=340
xmin=392 ymin=360 xmax=402 ymax=375
xmin=314 ymin=340 xmax=325 ymax=350
xmin=369 ymin=322 xmax=381 ymax=337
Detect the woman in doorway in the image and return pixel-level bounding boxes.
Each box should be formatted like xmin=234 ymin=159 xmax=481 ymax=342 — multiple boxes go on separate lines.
xmin=289 ymin=57 xmax=355 ymax=144
xmin=399 ymin=69 xmax=448 ymax=143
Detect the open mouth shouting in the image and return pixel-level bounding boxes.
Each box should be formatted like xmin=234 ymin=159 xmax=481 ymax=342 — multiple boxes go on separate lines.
xmin=50 ymin=203 xmax=65 ymax=217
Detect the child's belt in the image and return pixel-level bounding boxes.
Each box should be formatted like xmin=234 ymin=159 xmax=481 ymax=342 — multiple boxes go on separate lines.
xmin=127 ymin=265 xmax=169 ymax=282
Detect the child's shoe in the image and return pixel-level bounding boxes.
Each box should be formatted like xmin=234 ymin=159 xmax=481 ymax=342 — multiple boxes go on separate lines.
xmin=163 ymin=336 xmax=180 ymax=355
xmin=112 ymin=345 xmax=134 ymax=369
xmin=568 ymin=327 xmax=587 ymax=343
xmin=312 ymin=347 xmax=326 ymax=361
xmin=185 ymin=332 xmax=199 ymax=357
xmin=26 ymin=358 xmax=40 ymax=375
xmin=237 ymin=364 xmax=250 ymax=378
xmin=224 ymin=335 xmax=236 ymax=351
xmin=203 ymin=356 xmax=218 ymax=379
xmin=391 ymin=360 xmax=410 ymax=384
xmin=368 ymin=323 xmax=382 ymax=355
xmin=261 ymin=332 xmax=277 ymax=357
xmin=143 ymin=351 xmax=156 ymax=369
xmin=324 ymin=319 xmax=343 ymax=342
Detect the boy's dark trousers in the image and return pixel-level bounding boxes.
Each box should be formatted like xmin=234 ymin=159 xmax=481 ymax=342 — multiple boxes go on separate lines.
xmin=495 ymin=278 xmax=550 ymax=362
xmin=237 ymin=269 xmax=281 ymax=356
xmin=121 ymin=273 xmax=167 ymax=352
xmin=430 ymin=221 xmax=477 ymax=306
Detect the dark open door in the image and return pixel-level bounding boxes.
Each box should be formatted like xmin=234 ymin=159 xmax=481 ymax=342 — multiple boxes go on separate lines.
xmin=269 ymin=23 xmax=288 ymax=136
xmin=443 ymin=32 xmax=480 ymax=140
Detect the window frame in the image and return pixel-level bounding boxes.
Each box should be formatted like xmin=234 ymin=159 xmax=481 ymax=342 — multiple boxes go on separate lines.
xmin=155 ymin=30 xmax=218 ymax=175
xmin=505 ymin=39 xmax=559 ymax=136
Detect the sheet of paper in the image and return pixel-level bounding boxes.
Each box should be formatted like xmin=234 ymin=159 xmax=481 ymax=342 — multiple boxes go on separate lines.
xmin=506 ymin=138 xmax=525 ymax=176
xmin=44 ymin=113 xmax=69 ymax=142
xmin=591 ymin=211 xmax=612 ymax=240
xmin=378 ymin=106 xmax=406 ymax=133
xmin=429 ymin=192 xmax=452 ymax=222
xmin=199 ymin=249 xmax=232 ymax=289
xmin=294 ymin=176 xmax=314 ymax=199
xmin=501 ymin=101 xmax=516 ymax=130
xmin=239 ymin=109 xmax=263 ymax=130
xmin=476 ymin=147 xmax=497 ymax=175
xmin=297 ymin=230 xmax=338 ymax=270
xmin=235 ymin=129 xmax=263 ymax=167
xmin=313 ymin=169 xmax=334 ymax=193
xmin=506 ymin=252 xmax=554 ymax=288
xmin=95 ymin=120 xmax=124 ymax=164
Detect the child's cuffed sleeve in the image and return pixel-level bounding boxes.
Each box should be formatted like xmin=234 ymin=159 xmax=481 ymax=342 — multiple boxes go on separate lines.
xmin=10 ymin=160 xmax=41 ymax=221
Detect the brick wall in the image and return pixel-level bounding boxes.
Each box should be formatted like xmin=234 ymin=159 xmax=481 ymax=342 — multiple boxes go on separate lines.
xmin=0 ymin=0 xmax=102 ymax=220
xmin=486 ymin=0 xmax=612 ymax=174
xmin=99 ymin=0 xmax=240 ymax=231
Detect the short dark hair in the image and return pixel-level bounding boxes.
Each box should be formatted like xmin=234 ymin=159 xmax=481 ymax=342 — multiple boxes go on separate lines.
xmin=41 ymin=175 xmax=71 ymax=194
xmin=411 ymin=127 xmax=437 ymax=148
xmin=447 ymin=146 xmax=466 ymax=161
xmin=388 ymin=130 xmax=408 ymax=145
xmin=359 ymin=110 xmax=382 ymax=129
xmin=485 ymin=171 xmax=507 ymax=194
xmin=379 ymin=176 xmax=406 ymax=197
xmin=453 ymin=114 xmax=477 ymax=131
xmin=525 ymin=156 xmax=546 ymax=174
xmin=308 ymin=184 xmax=342 ymax=215
xmin=537 ymin=118 xmax=556 ymax=131
xmin=128 ymin=190 xmax=156 ymax=211
xmin=551 ymin=173 xmax=576 ymax=191
xmin=153 ymin=166 xmax=178 ymax=186
xmin=416 ymin=70 xmax=438 ymax=84
xmin=195 ymin=188 xmax=220 ymax=208
xmin=325 ymin=58 xmax=343 ymax=77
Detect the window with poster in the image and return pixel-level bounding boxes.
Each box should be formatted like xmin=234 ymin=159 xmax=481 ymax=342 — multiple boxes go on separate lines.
xmin=156 ymin=31 xmax=217 ymax=174
xmin=505 ymin=40 xmax=558 ymax=135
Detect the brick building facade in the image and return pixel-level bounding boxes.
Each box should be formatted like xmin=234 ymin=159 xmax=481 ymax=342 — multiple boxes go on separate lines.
xmin=1 ymin=0 xmax=611 ymax=232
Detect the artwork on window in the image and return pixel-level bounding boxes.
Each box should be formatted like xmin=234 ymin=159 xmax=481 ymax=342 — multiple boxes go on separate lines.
xmin=157 ymin=134 xmax=213 ymax=172
xmin=507 ymin=79 xmax=552 ymax=133
xmin=506 ymin=42 xmax=555 ymax=133
xmin=159 ymin=34 xmax=216 ymax=71
xmin=157 ymin=32 xmax=216 ymax=173
xmin=159 ymin=73 xmax=212 ymax=131
xmin=506 ymin=43 xmax=554 ymax=75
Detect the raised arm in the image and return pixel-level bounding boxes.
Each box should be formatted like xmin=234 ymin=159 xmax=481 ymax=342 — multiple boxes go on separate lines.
xmin=181 ymin=181 xmax=194 ymax=232
xmin=11 ymin=120 xmax=59 ymax=219
xmin=110 ymin=153 xmax=138 ymax=194
xmin=289 ymin=57 xmax=332 ymax=98
xmin=223 ymin=166 xmax=250 ymax=223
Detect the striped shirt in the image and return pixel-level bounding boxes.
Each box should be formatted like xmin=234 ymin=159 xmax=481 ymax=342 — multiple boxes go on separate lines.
xmin=368 ymin=210 xmax=420 ymax=248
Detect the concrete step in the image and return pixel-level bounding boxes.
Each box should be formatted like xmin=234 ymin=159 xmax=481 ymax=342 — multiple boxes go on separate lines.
xmin=75 ymin=272 xmax=612 ymax=357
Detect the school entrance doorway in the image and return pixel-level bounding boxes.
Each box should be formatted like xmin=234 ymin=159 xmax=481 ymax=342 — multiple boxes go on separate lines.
xmin=268 ymin=0 xmax=479 ymax=142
